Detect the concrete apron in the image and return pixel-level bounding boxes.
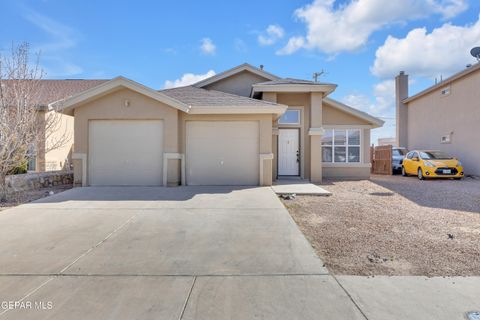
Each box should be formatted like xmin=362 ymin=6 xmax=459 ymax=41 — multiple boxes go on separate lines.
xmin=0 ymin=186 xmax=364 ymax=320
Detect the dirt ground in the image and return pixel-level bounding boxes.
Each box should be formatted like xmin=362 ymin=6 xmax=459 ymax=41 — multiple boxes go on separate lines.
xmin=0 ymin=185 xmax=72 ymax=211
xmin=283 ymin=175 xmax=480 ymax=276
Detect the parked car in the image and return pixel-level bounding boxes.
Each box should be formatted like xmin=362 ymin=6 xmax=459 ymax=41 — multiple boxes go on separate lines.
xmin=392 ymin=147 xmax=408 ymax=173
xmin=402 ymin=150 xmax=464 ymax=180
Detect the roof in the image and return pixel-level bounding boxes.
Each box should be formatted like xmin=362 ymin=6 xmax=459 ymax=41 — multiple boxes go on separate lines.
xmin=52 ymin=77 xmax=190 ymax=115
xmin=323 ymin=97 xmax=384 ymax=128
xmin=0 ymin=79 xmax=108 ymax=108
xmin=161 ymin=85 xmax=287 ymax=114
xmin=255 ymin=78 xmax=336 ymax=86
xmin=193 ymin=63 xmax=280 ymax=88
xmin=404 ymin=62 xmax=480 ymax=103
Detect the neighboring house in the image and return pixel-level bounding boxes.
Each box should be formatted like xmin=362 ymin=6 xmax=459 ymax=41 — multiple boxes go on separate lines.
xmin=5 ymin=80 xmax=107 ymax=172
xmin=396 ymin=63 xmax=480 ymax=176
xmin=52 ymin=63 xmax=383 ymax=187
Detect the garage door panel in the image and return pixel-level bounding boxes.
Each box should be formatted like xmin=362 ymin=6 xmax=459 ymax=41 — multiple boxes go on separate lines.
xmin=88 ymin=120 xmax=163 ymax=186
xmin=186 ymin=121 xmax=259 ymax=186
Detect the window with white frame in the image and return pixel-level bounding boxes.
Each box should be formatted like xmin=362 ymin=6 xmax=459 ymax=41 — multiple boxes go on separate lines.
xmin=278 ymin=109 xmax=300 ymax=125
xmin=322 ymin=129 xmax=361 ymax=163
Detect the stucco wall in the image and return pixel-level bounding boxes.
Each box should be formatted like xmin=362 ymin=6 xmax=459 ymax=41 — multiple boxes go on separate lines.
xmin=44 ymin=111 xmax=74 ymax=171
xmin=406 ymin=71 xmax=480 ymax=175
xmin=203 ymin=71 xmax=270 ymax=97
xmin=322 ymin=103 xmax=371 ymax=125
xmin=72 ymin=88 xmax=179 ymax=186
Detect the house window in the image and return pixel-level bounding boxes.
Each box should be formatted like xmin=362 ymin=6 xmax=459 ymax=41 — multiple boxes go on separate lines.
xmin=322 ymin=129 xmax=361 ymax=163
xmin=26 ymin=144 xmax=36 ymax=171
xmin=278 ymin=109 xmax=300 ymax=125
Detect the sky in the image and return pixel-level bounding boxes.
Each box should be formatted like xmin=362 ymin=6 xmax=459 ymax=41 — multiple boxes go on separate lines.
xmin=1 ymin=0 xmax=480 ymax=143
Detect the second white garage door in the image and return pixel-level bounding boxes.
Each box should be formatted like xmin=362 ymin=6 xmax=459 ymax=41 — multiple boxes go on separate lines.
xmin=186 ymin=121 xmax=259 ymax=185
xmin=88 ymin=120 xmax=163 ymax=186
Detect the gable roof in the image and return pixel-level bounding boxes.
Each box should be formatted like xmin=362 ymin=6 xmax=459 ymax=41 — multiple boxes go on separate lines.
xmin=0 ymin=79 xmax=108 ymax=109
xmin=193 ymin=63 xmax=280 ymax=88
xmin=323 ymin=97 xmax=384 ymax=128
xmin=404 ymin=62 xmax=480 ymax=103
xmin=161 ymin=85 xmax=287 ymax=114
xmin=51 ymin=76 xmax=190 ymax=115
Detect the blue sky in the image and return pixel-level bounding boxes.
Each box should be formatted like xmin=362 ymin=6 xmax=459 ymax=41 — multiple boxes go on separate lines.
xmin=2 ymin=0 xmax=480 ymax=143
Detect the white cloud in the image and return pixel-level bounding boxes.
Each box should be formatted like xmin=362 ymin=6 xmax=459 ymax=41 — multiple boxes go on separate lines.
xmin=372 ymin=18 xmax=480 ymax=78
xmin=258 ymin=25 xmax=285 ymax=46
xmin=279 ymin=0 xmax=468 ymax=55
xmin=163 ymin=70 xmax=216 ymax=89
xmin=200 ymin=38 xmax=216 ymax=55
xmin=342 ymin=80 xmax=397 ymax=144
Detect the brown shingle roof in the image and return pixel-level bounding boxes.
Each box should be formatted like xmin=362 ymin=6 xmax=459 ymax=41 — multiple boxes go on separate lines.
xmin=1 ymin=79 xmax=109 ymax=107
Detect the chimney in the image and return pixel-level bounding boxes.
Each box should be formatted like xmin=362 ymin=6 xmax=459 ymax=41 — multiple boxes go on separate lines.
xmin=395 ymin=71 xmax=409 ymax=148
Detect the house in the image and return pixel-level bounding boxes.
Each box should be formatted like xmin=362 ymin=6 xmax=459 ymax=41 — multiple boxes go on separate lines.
xmin=396 ymin=63 xmax=480 ymax=176
xmin=16 ymin=80 xmax=108 ymax=171
xmin=377 ymin=137 xmax=397 ymax=147
xmin=52 ymin=63 xmax=383 ymax=187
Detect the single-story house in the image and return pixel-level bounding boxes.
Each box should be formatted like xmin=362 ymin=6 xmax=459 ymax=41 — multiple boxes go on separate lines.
xmin=52 ymin=63 xmax=383 ymax=187
xmin=396 ymin=63 xmax=480 ymax=176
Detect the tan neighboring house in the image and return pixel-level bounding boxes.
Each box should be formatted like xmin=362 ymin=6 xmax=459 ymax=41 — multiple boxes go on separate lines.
xmin=25 ymin=80 xmax=108 ymax=172
xmin=396 ymin=63 xmax=480 ymax=176
xmin=51 ymin=63 xmax=383 ymax=187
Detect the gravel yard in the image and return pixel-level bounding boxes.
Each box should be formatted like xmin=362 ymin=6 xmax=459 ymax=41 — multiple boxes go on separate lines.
xmin=0 ymin=185 xmax=72 ymax=211
xmin=283 ymin=175 xmax=480 ymax=276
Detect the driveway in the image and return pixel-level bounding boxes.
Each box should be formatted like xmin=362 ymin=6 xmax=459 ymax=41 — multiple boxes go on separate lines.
xmin=0 ymin=186 xmax=364 ymax=319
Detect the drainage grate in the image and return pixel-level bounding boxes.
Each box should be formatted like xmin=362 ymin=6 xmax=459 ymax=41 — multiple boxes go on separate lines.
xmin=467 ymin=311 xmax=480 ymax=320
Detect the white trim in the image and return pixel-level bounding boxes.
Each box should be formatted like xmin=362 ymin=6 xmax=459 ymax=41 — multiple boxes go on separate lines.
xmin=163 ymin=153 xmax=185 ymax=186
xmin=252 ymin=84 xmax=336 ymax=94
xmin=272 ymin=127 xmax=279 ymax=135
xmin=51 ymin=76 xmax=190 ymax=115
xmin=308 ymin=127 xmax=325 ymax=136
xmin=193 ymin=63 xmax=280 ymax=88
xmin=72 ymin=153 xmax=87 ymax=187
xmin=188 ymin=105 xmax=287 ymax=115
xmin=259 ymin=153 xmax=274 ymax=186
xmin=323 ymin=97 xmax=384 ymax=128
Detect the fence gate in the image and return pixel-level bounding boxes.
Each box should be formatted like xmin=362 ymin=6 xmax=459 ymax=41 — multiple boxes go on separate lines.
xmin=371 ymin=145 xmax=393 ymax=175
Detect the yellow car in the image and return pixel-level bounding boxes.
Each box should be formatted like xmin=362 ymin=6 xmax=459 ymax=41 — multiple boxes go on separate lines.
xmin=402 ymin=150 xmax=464 ymax=180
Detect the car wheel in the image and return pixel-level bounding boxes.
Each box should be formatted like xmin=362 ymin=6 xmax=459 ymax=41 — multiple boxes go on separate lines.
xmin=402 ymin=167 xmax=407 ymax=176
xmin=417 ymin=168 xmax=425 ymax=180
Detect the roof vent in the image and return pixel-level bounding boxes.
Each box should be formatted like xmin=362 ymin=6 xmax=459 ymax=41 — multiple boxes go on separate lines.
xmin=259 ymin=64 xmax=264 ymax=70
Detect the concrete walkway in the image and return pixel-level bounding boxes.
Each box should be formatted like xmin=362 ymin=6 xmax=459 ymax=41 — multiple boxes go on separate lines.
xmin=0 ymin=186 xmax=478 ymax=319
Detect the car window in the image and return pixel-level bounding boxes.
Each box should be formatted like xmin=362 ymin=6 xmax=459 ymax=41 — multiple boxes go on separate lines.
xmin=419 ymin=151 xmax=453 ymax=160
xmin=406 ymin=152 xmax=414 ymax=159
xmin=393 ymin=149 xmax=406 ymax=156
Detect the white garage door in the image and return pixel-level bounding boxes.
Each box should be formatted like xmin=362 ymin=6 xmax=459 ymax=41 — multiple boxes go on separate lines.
xmin=88 ymin=120 xmax=163 ymax=186
xmin=186 ymin=121 xmax=259 ymax=186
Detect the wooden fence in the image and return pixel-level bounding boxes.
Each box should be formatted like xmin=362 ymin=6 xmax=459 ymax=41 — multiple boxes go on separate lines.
xmin=371 ymin=145 xmax=393 ymax=175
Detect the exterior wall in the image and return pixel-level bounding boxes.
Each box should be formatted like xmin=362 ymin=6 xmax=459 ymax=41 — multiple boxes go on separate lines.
xmin=44 ymin=111 xmax=74 ymax=171
xmin=396 ymin=72 xmax=409 ymax=148
xmin=406 ymin=71 xmax=480 ymax=176
xmin=203 ymin=71 xmax=270 ymax=97
xmin=7 ymin=171 xmax=73 ymax=192
xmin=323 ymin=167 xmax=371 ymax=179
xmin=322 ymin=103 xmax=371 ymax=125
xmin=72 ymin=88 xmax=179 ymax=186
xmin=178 ymin=113 xmax=273 ymax=186
xmin=276 ymin=93 xmax=311 ymax=180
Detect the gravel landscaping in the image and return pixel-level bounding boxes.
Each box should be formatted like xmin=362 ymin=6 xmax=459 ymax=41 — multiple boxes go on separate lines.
xmin=0 ymin=185 xmax=72 ymax=211
xmin=283 ymin=175 xmax=480 ymax=276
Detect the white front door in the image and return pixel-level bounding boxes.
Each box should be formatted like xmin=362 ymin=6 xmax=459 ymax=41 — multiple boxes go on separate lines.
xmin=278 ymin=129 xmax=299 ymax=176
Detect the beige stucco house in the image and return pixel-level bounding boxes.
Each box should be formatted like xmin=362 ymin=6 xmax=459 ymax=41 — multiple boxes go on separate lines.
xmin=396 ymin=63 xmax=480 ymax=176
xmin=52 ymin=63 xmax=383 ymax=187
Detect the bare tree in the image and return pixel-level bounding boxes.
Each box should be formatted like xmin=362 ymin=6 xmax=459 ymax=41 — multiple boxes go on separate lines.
xmin=0 ymin=42 xmax=69 ymax=201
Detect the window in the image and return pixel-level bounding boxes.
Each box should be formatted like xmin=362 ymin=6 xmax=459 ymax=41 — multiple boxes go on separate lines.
xmin=278 ymin=109 xmax=300 ymax=125
xmin=322 ymin=129 xmax=361 ymax=163
xmin=406 ymin=152 xmax=414 ymax=159
xmin=26 ymin=144 xmax=36 ymax=171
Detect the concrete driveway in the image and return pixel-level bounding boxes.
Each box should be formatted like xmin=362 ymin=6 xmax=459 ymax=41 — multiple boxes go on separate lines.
xmin=0 ymin=186 xmax=365 ymax=320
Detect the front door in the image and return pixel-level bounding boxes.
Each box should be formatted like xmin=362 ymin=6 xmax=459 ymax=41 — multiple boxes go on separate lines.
xmin=278 ymin=129 xmax=300 ymax=176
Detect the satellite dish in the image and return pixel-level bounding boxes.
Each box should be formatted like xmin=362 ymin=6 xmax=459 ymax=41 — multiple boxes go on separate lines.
xmin=470 ymin=47 xmax=480 ymax=61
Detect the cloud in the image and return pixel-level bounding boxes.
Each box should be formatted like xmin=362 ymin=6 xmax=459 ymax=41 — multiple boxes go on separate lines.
xmin=163 ymin=70 xmax=216 ymax=89
xmin=22 ymin=9 xmax=82 ymax=76
xmin=372 ymin=18 xmax=480 ymax=78
xmin=200 ymin=38 xmax=216 ymax=55
xmin=258 ymin=25 xmax=285 ymax=46
xmin=279 ymin=0 xmax=468 ymax=55
xmin=342 ymin=80 xmax=397 ymax=144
